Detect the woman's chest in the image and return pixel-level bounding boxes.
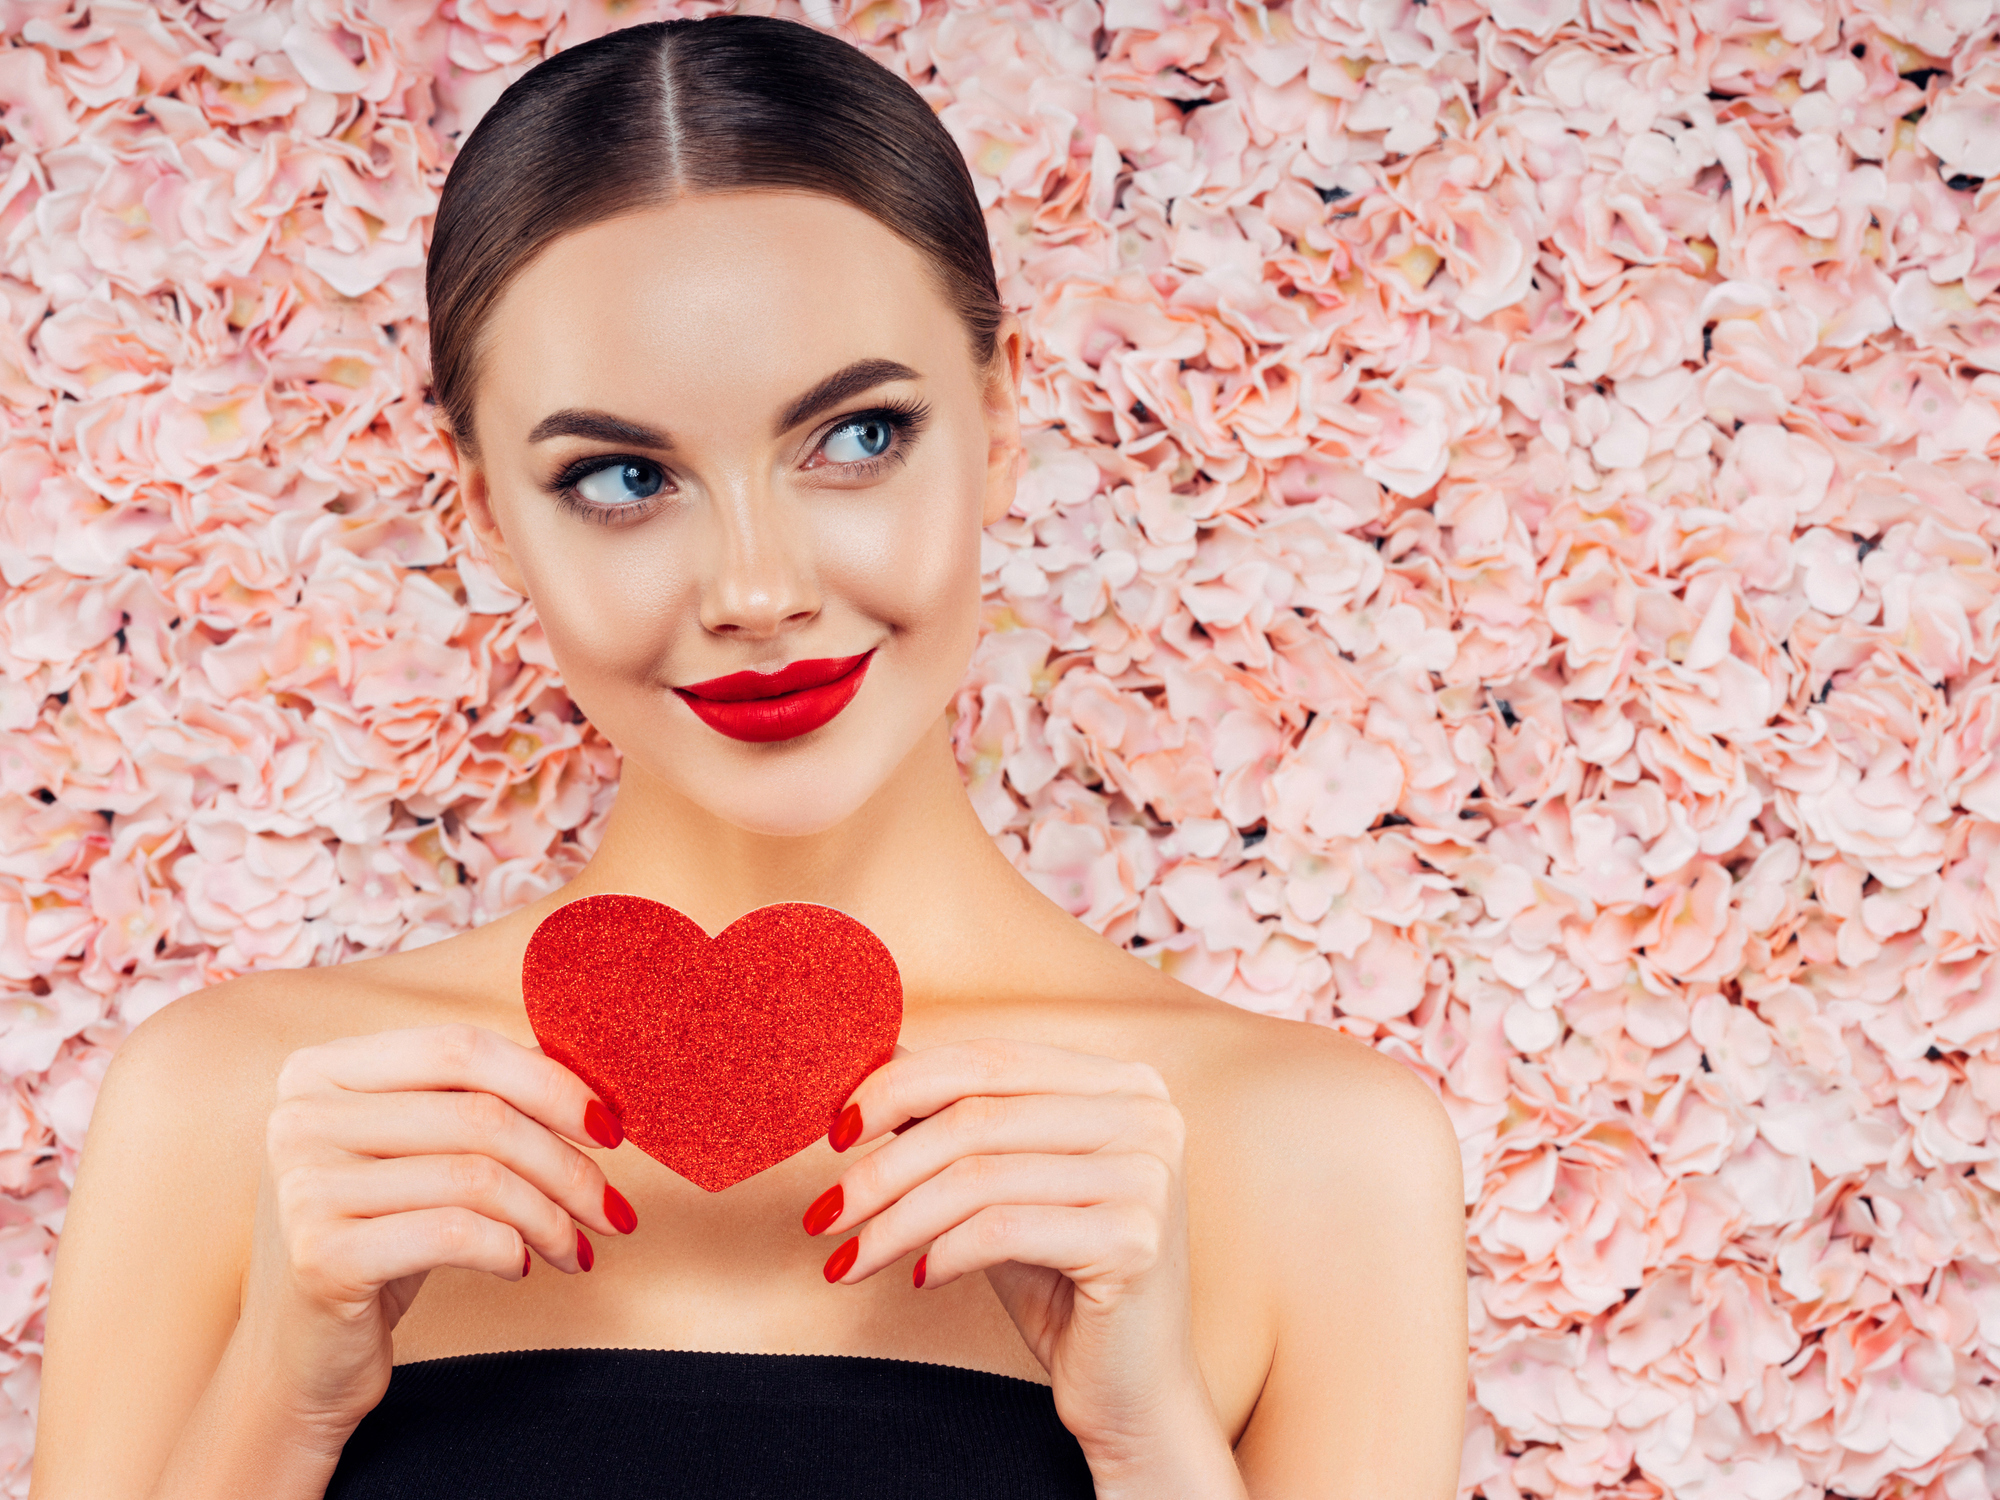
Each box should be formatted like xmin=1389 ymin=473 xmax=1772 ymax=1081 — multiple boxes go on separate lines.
xmin=390 ymin=1141 xmax=1050 ymax=1383
xmin=381 ymin=993 xmax=1278 ymax=1435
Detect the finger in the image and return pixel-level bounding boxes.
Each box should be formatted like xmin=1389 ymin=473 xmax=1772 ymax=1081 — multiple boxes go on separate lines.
xmin=828 ymin=1152 xmax=1164 ymax=1285
xmin=269 ymin=1088 xmax=626 ymax=1238
xmin=882 ymin=1045 xmax=925 ymax=1134
xmin=814 ymin=1092 xmax=1179 ymax=1236
xmin=910 ymin=1201 xmax=1166 ymax=1293
xmin=279 ymin=1154 xmax=602 ymax=1272
xmin=276 ymin=1024 xmax=626 ymax=1154
xmin=832 ymin=1039 xmax=1167 ymax=1153
xmin=298 ymin=1208 xmax=534 ymax=1298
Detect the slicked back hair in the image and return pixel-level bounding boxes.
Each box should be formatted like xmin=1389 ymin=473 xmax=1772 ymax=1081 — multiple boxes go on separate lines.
xmin=425 ymin=15 xmax=1002 ymax=456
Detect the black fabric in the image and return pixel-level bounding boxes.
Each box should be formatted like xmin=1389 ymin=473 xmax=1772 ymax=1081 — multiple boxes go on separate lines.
xmin=325 ymin=1347 xmax=1096 ymax=1498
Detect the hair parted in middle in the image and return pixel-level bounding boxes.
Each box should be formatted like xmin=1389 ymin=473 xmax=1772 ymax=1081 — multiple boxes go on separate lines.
xmin=425 ymin=14 xmax=1006 ymax=457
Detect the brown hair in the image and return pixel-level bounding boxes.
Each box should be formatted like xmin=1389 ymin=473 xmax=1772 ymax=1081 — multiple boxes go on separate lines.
xmin=425 ymin=15 xmax=1003 ymax=456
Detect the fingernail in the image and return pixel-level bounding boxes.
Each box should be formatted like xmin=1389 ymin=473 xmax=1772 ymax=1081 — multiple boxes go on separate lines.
xmin=802 ymin=1184 xmax=843 ymax=1237
xmin=829 ymin=1103 xmax=862 ymax=1153
xmin=604 ymin=1184 xmax=637 ymax=1235
xmin=576 ymin=1229 xmax=594 ymax=1272
xmin=822 ymin=1237 xmax=859 ymax=1283
xmin=522 ymin=1248 xmax=531 ymax=1278
xmin=585 ymin=1099 xmax=624 ymax=1151
xmin=913 ymin=1254 xmax=927 ymax=1289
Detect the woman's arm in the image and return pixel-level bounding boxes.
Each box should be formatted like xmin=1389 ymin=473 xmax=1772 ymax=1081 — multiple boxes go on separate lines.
xmin=810 ymin=1037 xmax=1248 ymax=1496
xmin=32 ymin=980 xmax=629 ymax=1499
xmin=33 ymin=980 xmax=340 ymax=1498
xmin=1230 ymin=1039 xmax=1470 ymax=1499
xmin=805 ymin=1026 xmax=1465 ymax=1497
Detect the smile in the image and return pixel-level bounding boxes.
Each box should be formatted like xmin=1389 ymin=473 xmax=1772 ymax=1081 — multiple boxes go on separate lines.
xmin=673 ymin=650 xmax=876 ymax=743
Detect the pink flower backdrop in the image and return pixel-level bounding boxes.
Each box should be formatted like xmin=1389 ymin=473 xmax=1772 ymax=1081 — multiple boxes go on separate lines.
xmin=1 ymin=0 xmax=1999 ymax=1491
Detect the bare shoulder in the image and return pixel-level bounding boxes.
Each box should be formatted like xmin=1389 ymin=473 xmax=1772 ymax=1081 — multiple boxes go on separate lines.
xmin=41 ymin=903 xmax=541 ymax=1496
xmin=108 ymin=964 xmax=365 ymax=1102
xmin=90 ymin=922 xmax=524 ymax=1182
xmin=106 ymin=958 xmax=409 ymax=1109
xmin=59 ymin=923 xmax=531 ymax=1356
xmin=1239 ymin=1011 xmax=1456 ymax=1185
xmin=1109 ymin=979 xmax=1462 ymax=1209
xmin=999 ymin=933 xmax=1463 ymax=1215
xmin=1136 ymin=990 xmax=1468 ymax=1491
xmin=92 ymin=970 xmax=299 ymax=1167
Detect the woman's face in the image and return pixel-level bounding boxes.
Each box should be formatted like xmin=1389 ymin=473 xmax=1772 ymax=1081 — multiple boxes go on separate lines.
xmin=452 ymin=191 xmax=1021 ymax=837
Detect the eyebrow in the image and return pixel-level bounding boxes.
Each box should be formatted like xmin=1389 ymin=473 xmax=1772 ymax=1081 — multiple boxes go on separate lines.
xmin=525 ymin=357 xmax=921 ymax=448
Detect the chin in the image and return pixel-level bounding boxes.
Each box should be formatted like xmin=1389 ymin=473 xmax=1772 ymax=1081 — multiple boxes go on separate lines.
xmin=682 ymin=769 xmax=884 ymax=839
xmin=620 ymin=700 xmax=942 ymax=840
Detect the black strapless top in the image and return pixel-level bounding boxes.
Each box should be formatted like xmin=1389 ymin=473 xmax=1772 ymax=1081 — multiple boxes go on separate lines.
xmin=325 ymin=1348 xmax=1096 ymax=1498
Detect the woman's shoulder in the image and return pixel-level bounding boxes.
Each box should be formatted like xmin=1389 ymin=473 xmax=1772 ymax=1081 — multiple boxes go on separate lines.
xmin=993 ymin=951 xmax=1462 ymax=1215
xmin=1156 ymin=985 xmax=1459 ymax=1192
xmin=1046 ymin=969 xmax=1467 ymax=1390
xmin=100 ymin=915 xmax=536 ymax=1137
xmin=1034 ymin=954 xmax=1452 ymax=1140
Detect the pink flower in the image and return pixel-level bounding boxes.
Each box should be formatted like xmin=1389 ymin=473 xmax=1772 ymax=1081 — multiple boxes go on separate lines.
xmin=0 ymin=1225 xmax=53 ymax=1346
xmin=1821 ymin=1314 xmax=1969 ymax=1491
xmin=1699 ymin=281 xmax=1820 ymax=422
xmin=1022 ymin=782 xmax=1157 ymax=938
xmin=1571 ymin=268 xmax=1708 ymax=383
xmin=1268 ymin=715 xmax=1404 ymax=841
xmin=1352 ymin=366 xmax=1498 ymax=499
xmin=59 ymin=384 xmax=274 ymax=502
xmin=448 ymin=0 xmax=564 ymax=67
xmin=1544 ymin=548 xmax=1636 ymax=676
xmin=1852 ymin=0 xmax=1999 ymax=62
xmin=171 ymin=819 xmax=340 ymax=973
xmin=0 ymin=44 xmax=78 ymax=151
xmin=1919 ymin=58 xmax=2000 ymax=180
xmin=1330 ymin=922 xmax=1427 ymax=1022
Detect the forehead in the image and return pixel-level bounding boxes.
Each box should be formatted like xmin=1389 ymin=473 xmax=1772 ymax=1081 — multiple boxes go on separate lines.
xmin=480 ymin=191 xmax=952 ymax=420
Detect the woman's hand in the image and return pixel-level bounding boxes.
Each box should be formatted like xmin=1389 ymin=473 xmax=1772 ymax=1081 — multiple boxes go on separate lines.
xmin=238 ymin=1024 xmax=637 ymax=1439
xmin=801 ymin=1038 xmax=1245 ymax=1495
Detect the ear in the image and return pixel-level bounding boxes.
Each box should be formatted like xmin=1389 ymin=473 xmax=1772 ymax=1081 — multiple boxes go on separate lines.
xmin=979 ymin=315 xmax=1027 ymax=528
xmin=439 ymin=423 xmax=529 ymax=596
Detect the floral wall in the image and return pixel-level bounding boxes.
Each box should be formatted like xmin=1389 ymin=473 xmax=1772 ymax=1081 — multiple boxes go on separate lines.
xmin=2 ymin=0 xmax=1999 ymax=1493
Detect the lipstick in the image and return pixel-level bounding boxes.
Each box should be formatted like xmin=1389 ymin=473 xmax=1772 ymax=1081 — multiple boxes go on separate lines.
xmin=673 ymin=650 xmax=875 ymax=743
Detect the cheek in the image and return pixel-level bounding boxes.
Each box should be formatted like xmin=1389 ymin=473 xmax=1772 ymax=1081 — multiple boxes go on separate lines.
xmin=815 ymin=460 xmax=986 ymax=650
xmin=514 ymin=527 xmax=695 ymax=687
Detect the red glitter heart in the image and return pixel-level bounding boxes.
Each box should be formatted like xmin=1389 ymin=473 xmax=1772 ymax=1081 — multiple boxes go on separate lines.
xmin=522 ymin=894 xmax=903 ymax=1192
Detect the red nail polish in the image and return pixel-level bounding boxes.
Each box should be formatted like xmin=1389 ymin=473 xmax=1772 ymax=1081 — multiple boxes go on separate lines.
xmin=913 ymin=1254 xmax=927 ymax=1289
xmin=803 ymin=1184 xmax=843 ymax=1237
xmin=604 ymin=1184 xmax=638 ymax=1235
xmin=823 ymin=1237 xmax=859 ymax=1283
xmin=585 ymin=1099 xmax=624 ymax=1151
xmin=829 ymin=1103 xmax=862 ymax=1153
xmin=522 ymin=1248 xmax=531 ymax=1278
xmin=576 ymin=1229 xmax=594 ymax=1272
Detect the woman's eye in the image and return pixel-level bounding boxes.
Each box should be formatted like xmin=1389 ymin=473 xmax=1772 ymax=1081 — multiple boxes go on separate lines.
xmin=822 ymin=416 xmax=896 ymax=465
xmin=574 ymin=460 xmax=665 ymax=507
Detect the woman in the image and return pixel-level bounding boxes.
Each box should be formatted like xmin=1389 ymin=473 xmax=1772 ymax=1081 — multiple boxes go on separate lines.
xmin=34 ymin=15 xmax=1467 ymax=1498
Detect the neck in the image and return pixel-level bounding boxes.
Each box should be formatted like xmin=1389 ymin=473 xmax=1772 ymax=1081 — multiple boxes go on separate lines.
xmin=565 ymin=716 xmax=1041 ymax=1001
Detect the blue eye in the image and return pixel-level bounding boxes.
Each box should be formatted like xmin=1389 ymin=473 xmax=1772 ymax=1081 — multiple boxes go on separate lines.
xmin=574 ymin=459 xmax=665 ymax=507
xmin=822 ymin=416 xmax=896 ymax=464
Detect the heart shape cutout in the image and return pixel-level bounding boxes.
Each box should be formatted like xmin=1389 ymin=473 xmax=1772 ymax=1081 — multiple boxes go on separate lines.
xmin=522 ymin=894 xmax=902 ymax=1191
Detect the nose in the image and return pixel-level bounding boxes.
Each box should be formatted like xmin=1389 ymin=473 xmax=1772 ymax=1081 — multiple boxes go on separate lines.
xmin=697 ymin=480 xmax=820 ymax=640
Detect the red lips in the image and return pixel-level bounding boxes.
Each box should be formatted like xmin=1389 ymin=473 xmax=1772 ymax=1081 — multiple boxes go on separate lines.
xmin=673 ymin=650 xmax=874 ymax=743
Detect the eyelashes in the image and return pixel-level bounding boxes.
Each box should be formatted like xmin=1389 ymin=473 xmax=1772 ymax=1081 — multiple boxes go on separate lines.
xmin=543 ymin=396 xmax=933 ymax=525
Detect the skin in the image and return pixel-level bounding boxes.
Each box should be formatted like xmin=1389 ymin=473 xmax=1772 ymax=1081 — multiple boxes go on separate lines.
xmin=33 ymin=190 xmax=1469 ymax=1499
